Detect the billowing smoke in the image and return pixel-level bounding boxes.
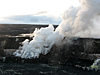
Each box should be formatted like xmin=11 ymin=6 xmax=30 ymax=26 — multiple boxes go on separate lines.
xmin=13 ymin=0 xmax=100 ymax=58
xmin=56 ymin=0 xmax=100 ymax=38
xmin=13 ymin=24 xmax=63 ymax=58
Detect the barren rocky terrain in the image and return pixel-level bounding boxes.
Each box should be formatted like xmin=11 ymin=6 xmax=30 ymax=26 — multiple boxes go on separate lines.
xmin=0 ymin=24 xmax=100 ymax=75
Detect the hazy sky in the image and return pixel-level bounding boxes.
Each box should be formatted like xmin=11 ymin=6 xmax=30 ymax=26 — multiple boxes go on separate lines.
xmin=0 ymin=0 xmax=80 ymax=24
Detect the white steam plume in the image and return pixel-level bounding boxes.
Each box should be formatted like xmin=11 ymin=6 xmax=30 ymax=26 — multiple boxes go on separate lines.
xmin=13 ymin=0 xmax=100 ymax=58
xmin=13 ymin=24 xmax=63 ymax=58
xmin=56 ymin=0 xmax=100 ymax=38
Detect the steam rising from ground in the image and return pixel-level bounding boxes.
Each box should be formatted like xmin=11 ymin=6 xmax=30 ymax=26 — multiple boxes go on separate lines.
xmin=13 ymin=25 xmax=63 ymax=58
xmin=56 ymin=0 xmax=100 ymax=38
xmin=13 ymin=0 xmax=100 ymax=58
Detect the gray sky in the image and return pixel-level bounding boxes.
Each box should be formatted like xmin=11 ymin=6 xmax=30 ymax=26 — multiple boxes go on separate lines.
xmin=0 ymin=0 xmax=80 ymax=24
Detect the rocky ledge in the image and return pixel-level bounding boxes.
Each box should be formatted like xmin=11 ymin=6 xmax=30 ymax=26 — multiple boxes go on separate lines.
xmin=0 ymin=37 xmax=100 ymax=65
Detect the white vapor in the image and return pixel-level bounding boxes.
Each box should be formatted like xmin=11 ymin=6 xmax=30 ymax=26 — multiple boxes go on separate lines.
xmin=13 ymin=0 xmax=100 ymax=59
xmin=56 ymin=0 xmax=100 ymax=38
xmin=13 ymin=25 xmax=63 ymax=58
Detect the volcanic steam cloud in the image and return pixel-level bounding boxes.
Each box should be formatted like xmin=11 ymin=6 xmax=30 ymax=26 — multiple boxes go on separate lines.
xmin=13 ymin=0 xmax=100 ymax=58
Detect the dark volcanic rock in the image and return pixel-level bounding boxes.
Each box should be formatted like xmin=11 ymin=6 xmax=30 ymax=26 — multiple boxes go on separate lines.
xmin=0 ymin=24 xmax=58 ymax=36
xmin=0 ymin=63 xmax=100 ymax=75
xmin=0 ymin=24 xmax=100 ymax=74
xmin=0 ymin=36 xmax=100 ymax=65
xmin=0 ymin=48 xmax=6 ymax=57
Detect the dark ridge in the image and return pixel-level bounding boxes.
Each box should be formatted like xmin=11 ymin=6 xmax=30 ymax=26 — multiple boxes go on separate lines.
xmin=0 ymin=24 xmax=58 ymax=36
xmin=0 ymin=24 xmax=100 ymax=75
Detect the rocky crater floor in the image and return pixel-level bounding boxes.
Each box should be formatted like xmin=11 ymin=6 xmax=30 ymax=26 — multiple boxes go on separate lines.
xmin=0 ymin=62 xmax=100 ymax=75
xmin=0 ymin=24 xmax=100 ymax=75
